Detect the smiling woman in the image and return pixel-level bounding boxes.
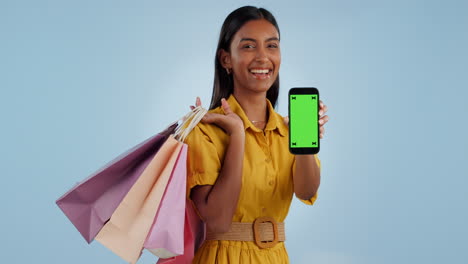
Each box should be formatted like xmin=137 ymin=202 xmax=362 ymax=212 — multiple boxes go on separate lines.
xmin=184 ymin=5 xmax=328 ymax=264
xmin=208 ymin=6 xmax=282 ymax=110
xmin=218 ymin=18 xmax=281 ymax=96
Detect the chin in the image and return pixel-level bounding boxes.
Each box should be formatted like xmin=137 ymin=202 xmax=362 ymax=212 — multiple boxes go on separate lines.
xmin=247 ymin=84 xmax=272 ymax=95
xmin=235 ymin=76 xmax=276 ymax=95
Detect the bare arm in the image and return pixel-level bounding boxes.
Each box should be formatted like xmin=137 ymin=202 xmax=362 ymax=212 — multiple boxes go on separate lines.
xmin=191 ymin=131 xmax=244 ymax=233
xmin=189 ymin=97 xmax=245 ymax=233
xmin=294 ymin=155 xmax=321 ymax=200
xmin=288 ymin=100 xmax=329 ymax=200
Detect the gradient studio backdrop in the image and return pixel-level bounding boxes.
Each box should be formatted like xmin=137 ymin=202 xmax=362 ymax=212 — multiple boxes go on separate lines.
xmin=1 ymin=0 xmax=467 ymax=263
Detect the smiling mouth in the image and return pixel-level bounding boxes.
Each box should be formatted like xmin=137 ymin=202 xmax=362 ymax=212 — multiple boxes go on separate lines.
xmin=249 ymin=68 xmax=273 ymax=80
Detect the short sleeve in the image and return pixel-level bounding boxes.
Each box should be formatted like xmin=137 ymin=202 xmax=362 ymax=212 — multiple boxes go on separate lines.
xmin=293 ymin=154 xmax=321 ymax=205
xmin=185 ymin=125 xmax=221 ymax=199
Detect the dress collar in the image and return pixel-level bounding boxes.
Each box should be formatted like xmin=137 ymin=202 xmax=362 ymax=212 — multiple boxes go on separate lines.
xmin=225 ymin=94 xmax=286 ymax=137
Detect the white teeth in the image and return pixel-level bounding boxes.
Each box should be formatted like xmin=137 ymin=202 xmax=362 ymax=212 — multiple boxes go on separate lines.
xmin=250 ymin=69 xmax=270 ymax=74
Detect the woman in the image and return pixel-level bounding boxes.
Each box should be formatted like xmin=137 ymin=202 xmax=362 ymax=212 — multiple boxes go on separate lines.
xmin=185 ymin=6 xmax=329 ymax=263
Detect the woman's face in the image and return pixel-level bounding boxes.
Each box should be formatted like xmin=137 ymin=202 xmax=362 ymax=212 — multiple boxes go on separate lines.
xmin=222 ymin=19 xmax=281 ymax=95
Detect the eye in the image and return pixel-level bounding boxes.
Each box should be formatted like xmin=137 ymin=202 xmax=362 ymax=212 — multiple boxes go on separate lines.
xmin=268 ymin=43 xmax=279 ymax=48
xmin=243 ymin=44 xmax=255 ymax=49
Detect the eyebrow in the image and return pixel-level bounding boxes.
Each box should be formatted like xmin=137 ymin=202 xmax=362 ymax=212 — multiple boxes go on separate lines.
xmin=239 ymin=37 xmax=280 ymax=43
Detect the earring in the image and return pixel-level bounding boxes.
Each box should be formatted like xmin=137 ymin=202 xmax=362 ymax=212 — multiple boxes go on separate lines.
xmin=226 ymin=68 xmax=231 ymax=74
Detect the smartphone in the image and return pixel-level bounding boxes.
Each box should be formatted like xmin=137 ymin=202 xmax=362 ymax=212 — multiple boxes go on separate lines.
xmin=288 ymin=87 xmax=320 ymax=155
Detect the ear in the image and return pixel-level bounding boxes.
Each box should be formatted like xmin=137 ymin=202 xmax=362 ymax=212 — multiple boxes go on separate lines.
xmin=218 ymin=49 xmax=232 ymax=69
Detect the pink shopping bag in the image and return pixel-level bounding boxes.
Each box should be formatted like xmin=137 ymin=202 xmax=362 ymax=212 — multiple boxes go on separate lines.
xmin=144 ymin=144 xmax=188 ymax=258
xmin=156 ymin=199 xmax=206 ymax=264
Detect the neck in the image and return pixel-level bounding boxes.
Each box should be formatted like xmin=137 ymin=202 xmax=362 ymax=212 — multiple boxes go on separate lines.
xmin=233 ymin=89 xmax=268 ymax=123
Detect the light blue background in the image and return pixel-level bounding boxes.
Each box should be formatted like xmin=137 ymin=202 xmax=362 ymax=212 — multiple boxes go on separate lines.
xmin=1 ymin=0 xmax=467 ymax=263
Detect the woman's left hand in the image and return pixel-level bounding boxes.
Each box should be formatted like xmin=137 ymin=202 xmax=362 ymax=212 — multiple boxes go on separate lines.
xmin=283 ymin=100 xmax=329 ymax=139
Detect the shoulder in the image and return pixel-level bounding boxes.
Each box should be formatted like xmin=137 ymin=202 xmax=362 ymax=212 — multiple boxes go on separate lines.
xmin=185 ymin=107 xmax=228 ymax=145
xmin=200 ymin=107 xmax=226 ymax=137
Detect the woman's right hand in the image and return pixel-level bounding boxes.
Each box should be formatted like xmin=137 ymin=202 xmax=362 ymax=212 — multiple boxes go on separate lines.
xmin=190 ymin=97 xmax=244 ymax=136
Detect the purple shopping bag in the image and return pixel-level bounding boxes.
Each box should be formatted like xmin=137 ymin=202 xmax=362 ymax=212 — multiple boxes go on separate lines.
xmin=56 ymin=123 xmax=177 ymax=243
xmin=144 ymin=144 xmax=188 ymax=258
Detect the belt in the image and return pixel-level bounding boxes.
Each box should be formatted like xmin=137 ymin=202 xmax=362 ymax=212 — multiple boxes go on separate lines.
xmin=205 ymin=217 xmax=285 ymax=249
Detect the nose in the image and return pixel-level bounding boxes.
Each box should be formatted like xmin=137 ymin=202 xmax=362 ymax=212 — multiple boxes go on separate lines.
xmin=255 ymin=46 xmax=268 ymax=62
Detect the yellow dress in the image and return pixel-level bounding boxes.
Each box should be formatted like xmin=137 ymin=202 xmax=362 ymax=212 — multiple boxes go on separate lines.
xmin=185 ymin=94 xmax=321 ymax=264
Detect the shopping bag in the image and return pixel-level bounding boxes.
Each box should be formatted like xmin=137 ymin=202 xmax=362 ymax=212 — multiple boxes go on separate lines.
xmin=156 ymin=199 xmax=206 ymax=264
xmin=144 ymin=107 xmax=206 ymax=258
xmin=95 ymin=135 xmax=183 ymax=264
xmin=94 ymin=106 xmax=207 ymax=264
xmin=148 ymin=107 xmax=207 ymax=263
xmin=56 ymin=123 xmax=176 ymax=243
xmin=144 ymin=144 xmax=188 ymax=258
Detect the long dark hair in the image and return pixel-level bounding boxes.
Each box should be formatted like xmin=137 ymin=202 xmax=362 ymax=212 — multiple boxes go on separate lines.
xmin=209 ymin=6 xmax=281 ymax=110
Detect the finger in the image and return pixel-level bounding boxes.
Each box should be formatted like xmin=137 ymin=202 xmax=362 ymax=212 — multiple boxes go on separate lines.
xmin=200 ymin=113 xmax=214 ymax=124
xmin=221 ymin=98 xmax=233 ymax=115
xmin=196 ymin=97 xmax=202 ymax=107
xmin=321 ymin=104 xmax=328 ymax=115
xmin=283 ymin=116 xmax=289 ymax=126
xmin=319 ymin=115 xmax=329 ymax=125
xmin=320 ymin=126 xmax=325 ymax=134
xmin=319 ymin=104 xmax=327 ymax=116
xmin=319 ymin=100 xmax=324 ymax=109
xmin=190 ymin=105 xmax=195 ymax=110
xmin=200 ymin=113 xmax=221 ymax=124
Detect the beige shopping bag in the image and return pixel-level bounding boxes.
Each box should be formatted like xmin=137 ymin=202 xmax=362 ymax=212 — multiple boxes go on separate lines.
xmin=95 ymin=135 xmax=182 ymax=264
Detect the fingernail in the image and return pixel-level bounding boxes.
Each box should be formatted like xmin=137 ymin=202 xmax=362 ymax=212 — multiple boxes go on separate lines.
xmin=319 ymin=111 xmax=323 ymax=115
xmin=319 ymin=119 xmax=323 ymax=124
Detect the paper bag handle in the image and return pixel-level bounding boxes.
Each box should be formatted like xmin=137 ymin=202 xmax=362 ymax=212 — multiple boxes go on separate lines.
xmin=174 ymin=106 xmax=208 ymax=142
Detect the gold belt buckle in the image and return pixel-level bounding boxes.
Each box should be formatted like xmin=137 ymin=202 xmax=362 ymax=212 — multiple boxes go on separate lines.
xmin=253 ymin=217 xmax=279 ymax=249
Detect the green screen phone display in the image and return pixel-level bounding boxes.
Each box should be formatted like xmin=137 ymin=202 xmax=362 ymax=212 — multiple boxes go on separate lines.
xmin=289 ymin=94 xmax=319 ymax=149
